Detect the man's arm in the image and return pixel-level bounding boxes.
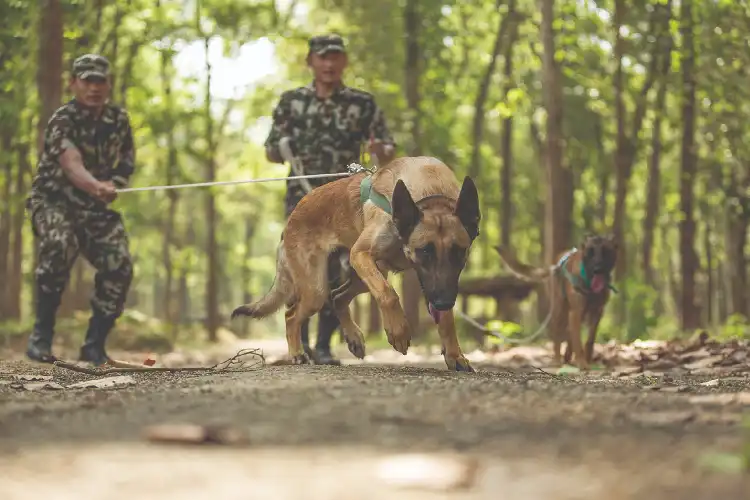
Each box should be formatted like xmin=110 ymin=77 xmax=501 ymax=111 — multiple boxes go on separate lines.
xmin=367 ymin=99 xmax=396 ymax=164
xmin=264 ymin=92 xmax=293 ymax=164
xmin=45 ymin=113 xmax=113 ymax=202
xmin=111 ymin=109 xmax=136 ymax=189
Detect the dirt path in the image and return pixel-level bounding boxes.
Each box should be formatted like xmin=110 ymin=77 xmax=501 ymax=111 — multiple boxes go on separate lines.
xmin=1 ymin=342 xmax=749 ymax=499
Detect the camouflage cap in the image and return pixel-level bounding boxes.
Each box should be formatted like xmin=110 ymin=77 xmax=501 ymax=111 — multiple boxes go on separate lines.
xmin=72 ymin=54 xmax=111 ymax=80
xmin=308 ymin=34 xmax=346 ymax=56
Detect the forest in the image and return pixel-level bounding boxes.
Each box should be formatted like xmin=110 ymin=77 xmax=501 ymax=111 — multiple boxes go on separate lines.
xmin=1 ymin=0 xmax=749 ymax=353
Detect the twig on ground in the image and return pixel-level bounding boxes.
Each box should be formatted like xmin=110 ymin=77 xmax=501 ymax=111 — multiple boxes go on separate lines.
xmin=53 ymin=348 xmax=265 ymax=376
xmin=531 ymin=365 xmax=558 ymax=377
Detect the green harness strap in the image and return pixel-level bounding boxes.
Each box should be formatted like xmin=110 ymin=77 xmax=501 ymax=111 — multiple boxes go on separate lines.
xmin=557 ymin=249 xmax=618 ymax=296
xmin=359 ymin=174 xmax=392 ymax=215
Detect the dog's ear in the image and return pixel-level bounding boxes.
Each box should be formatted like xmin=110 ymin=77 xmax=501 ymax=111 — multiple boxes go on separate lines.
xmin=455 ymin=176 xmax=481 ymax=241
xmin=391 ymin=179 xmax=421 ymax=240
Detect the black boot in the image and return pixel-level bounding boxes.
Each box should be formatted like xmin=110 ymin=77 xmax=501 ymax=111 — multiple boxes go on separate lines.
xmin=78 ymin=313 xmax=117 ymax=366
xmin=300 ymin=317 xmax=315 ymax=360
xmin=26 ymin=286 xmax=62 ymax=364
xmin=315 ymin=307 xmax=341 ymax=366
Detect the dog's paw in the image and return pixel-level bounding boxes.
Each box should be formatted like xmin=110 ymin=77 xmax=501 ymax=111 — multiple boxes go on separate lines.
xmin=444 ymin=354 xmax=475 ymax=373
xmin=230 ymin=305 xmax=253 ymax=319
xmin=384 ymin=314 xmax=411 ymax=355
xmin=345 ymin=335 xmax=366 ymax=359
xmin=291 ymin=352 xmax=311 ymax=365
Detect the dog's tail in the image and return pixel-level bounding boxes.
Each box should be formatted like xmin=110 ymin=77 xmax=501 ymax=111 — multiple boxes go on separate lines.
xmin=231 ymin=242 xmax=293 ymax=320
xmin=494 ymin=246 xmax=555 ymax=282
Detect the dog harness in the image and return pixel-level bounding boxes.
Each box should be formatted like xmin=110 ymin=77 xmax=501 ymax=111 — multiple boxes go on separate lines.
xmin=556 ymin=247 xmax=618 ymax=296
xmin=359 ymin=175 xmax=392 ymax=214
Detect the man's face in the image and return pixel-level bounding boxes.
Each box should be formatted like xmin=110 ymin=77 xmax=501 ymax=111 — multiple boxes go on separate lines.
xmin=70 ymin=75 xmax=110 ymax=108
xmin=308 ymin=51 xmax=347 ymax=84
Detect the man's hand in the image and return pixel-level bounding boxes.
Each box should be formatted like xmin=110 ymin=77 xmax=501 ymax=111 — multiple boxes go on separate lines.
xmin=92 ymin=181 xmax=118 ymax=204
xmin=368 ymin=140 xmax=395 ymax=165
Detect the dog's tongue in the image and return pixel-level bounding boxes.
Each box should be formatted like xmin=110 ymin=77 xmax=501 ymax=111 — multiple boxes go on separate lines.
xmin=591 ymin=274 xmax=606 ymax=293
xmin=428 ymin=303 xmax=442 ymax=324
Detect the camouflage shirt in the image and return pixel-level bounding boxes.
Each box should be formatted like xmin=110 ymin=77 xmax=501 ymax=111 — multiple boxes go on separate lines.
xmin=264 ymin=81 xmax=395 ymax=190
xmin=28 ymin=98 xmax=135 ymax=212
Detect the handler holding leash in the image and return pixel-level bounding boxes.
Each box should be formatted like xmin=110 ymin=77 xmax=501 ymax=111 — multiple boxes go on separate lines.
xmin=26 ymin=54 xmax=135 ymax=366
xmin=264 ymin=34 xmax=396 ymax=365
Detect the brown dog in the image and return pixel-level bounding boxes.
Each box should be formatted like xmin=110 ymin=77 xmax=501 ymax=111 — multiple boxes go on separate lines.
xmin=231 ymin=156 xmax=481 ymax=372
xmin=495 ymin=234 xmax=618 ymax=369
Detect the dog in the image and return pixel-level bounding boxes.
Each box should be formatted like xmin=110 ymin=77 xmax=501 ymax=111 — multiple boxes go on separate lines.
xmin=495 ymin=234 xmax=617 ymax=369
xmin=231 ymin=156 xmax=481 ymax=372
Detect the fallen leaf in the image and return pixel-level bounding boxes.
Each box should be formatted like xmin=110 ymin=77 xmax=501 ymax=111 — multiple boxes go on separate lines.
xmin=699 ymin=452 xmax=747 ymax=474
xmin=143 ymin=424 xmax=248 ymax=445
xmin=143 ymin=358 xmax=156 ymax=366
xmin=22 ymin=382 xmax=64 ymax=391
xmin=376 ymin=454 xmax=481 ymax=491
xmin=629 ymin=411 xmax=696 ymax=426
xmin=684 ymin=355 xmax=727 ymax=371
xmin=688 ymin=392 xmax=750 ymax=406
xmin=556 ymin=365 xmax=580 ymax=375
xmin=67 ymin=375 xmax=136 ymax=389
xmin=652 ymin=385 xmax=691 ymax=393
xmin=699 ymin=379 xmax=720 ymax=387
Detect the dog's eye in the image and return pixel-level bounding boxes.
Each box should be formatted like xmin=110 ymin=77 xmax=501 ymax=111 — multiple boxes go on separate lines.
xmin=416 ymin=244 xmax=435 ymax=261
xmin=449 ymin=244 xmax=467 ymax=265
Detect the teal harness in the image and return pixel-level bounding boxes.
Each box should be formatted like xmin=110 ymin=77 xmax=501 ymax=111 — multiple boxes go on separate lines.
xmin=557 ymin=248 xmax=618 ymax=296
xmin=359 ymin=174 xmax=392 ymax=214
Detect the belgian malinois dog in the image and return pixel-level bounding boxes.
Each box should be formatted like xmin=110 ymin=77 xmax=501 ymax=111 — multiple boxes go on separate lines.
xmin=231 ymin=156 xmax=481 ymax=372
xmin=495 ymin=234 xmax=618 ymax=369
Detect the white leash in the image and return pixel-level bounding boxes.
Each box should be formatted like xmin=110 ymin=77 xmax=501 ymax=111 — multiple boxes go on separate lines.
xmin=454 ymin=307 xmax=552 ymax=345
xmin=115 ymin=172 xmax=353 ymax=194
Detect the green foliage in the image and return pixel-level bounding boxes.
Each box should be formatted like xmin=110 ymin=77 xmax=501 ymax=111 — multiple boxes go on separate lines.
xmin=0 ymin=0 xmax=749 ymax=348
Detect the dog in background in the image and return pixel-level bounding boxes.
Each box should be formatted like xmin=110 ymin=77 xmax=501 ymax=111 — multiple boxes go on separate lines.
xmin=231 ymin=156 xmax=481 ymax=372
xmin=495 ymin=234 xmax=618 ymax=369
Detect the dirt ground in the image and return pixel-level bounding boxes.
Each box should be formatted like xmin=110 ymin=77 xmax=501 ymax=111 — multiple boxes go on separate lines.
xmin=1 ymin=339 xmax=749 ymax=500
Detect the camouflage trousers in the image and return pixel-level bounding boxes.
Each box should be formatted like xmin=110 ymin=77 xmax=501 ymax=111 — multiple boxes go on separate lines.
xmin=31 ymin=202 xmax=134 ymax=318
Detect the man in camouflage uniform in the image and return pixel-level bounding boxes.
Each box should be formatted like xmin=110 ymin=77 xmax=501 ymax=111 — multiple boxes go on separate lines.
xmin=264 ymin=34 xmax=396 ymax=365
xmin=25 ymin=54 xmax=135 ymax=366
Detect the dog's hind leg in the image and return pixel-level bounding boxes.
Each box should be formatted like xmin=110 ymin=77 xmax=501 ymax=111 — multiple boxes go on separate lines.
xmin=284 ymin=248 xmax=329 ymax=365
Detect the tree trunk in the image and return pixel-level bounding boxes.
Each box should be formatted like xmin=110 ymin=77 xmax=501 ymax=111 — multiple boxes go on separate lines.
xmin=469 ymin=0 xmax=510 ymax=181
xmin=642 ymin=70 xmax=669 ymax=285
xmin=402 ymin=0 xmax=422 ymax=335
xmin=725 ymin=203 xmax=748 ymax=319
xmin=500 ymin=0 xmax=519 ymax=249
xmin=540 ymin=0 xmax=571 ymax=264
xmin=611 ymin=1 xmax=665 ymax=280
xmin=678 ymin=0 xmax=700 ymax=330
xmin=0 ymin=132 xmax=12 ymax=317
xmin=203 ymin=35 xmax=220 ymax=342
xmin=35 ymin=0 xmax=64 ymax=311
xmin=8 ymin=142 xmax=30 ymax=319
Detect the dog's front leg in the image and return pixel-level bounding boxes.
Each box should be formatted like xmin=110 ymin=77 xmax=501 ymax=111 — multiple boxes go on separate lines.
xmin=567 ymin=305 xmax=588 ymax=370
xmin=437 ymin=310 xmax=474 ymax=372
xmin=350 ymin=247 xmax=411 ymax=355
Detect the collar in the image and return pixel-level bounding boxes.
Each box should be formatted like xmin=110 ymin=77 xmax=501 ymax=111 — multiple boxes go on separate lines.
xmin=70 ymin=98 xmax=108 ymax=121
xmin=305 ymin=80 xmax=346 ymax=99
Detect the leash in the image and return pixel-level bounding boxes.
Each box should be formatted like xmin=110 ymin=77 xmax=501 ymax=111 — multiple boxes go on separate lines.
xmin=115 ymin=169 xmax=368 ymax=194
xmin=454 ymin=307 xmax=552 ymax=345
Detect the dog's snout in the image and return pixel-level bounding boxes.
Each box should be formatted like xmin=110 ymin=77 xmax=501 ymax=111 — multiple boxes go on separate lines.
xmin=430 ymin=298 xmax=456 ymax=311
